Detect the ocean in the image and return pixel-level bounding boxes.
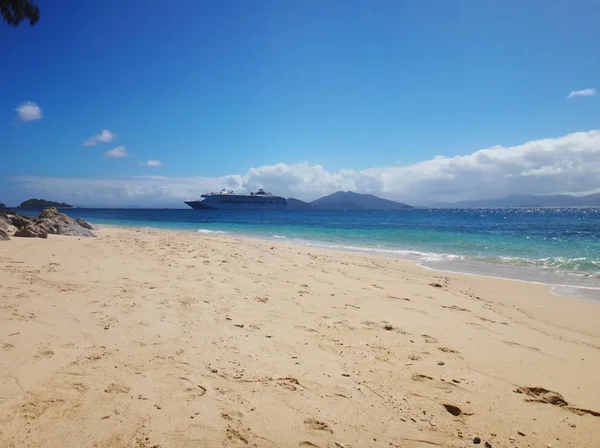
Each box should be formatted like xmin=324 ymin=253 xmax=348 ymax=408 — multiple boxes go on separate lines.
xmin=18 ymin=207 xmax=600 ymax=301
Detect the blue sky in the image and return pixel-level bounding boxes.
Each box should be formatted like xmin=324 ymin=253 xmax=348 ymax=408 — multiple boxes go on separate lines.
xmin=2 ymin=0 xmax=600 ymax=206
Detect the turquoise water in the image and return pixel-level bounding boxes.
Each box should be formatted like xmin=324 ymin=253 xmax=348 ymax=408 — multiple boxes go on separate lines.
xmin=19 ymin=207 xmax=600 ymax=299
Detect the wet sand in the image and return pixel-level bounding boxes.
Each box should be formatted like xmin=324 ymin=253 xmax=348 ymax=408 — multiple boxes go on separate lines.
xmin=1 ymin=226 xmax=599 ymax=447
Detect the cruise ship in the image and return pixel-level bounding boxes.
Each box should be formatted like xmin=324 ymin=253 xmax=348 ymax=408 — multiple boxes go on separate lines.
xmin=184 ymin=189 xmax=288 ymax=210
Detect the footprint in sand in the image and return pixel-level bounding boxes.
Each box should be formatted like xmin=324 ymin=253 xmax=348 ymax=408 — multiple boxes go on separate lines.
xmin=221 ymin=409 xmax=244 ymax=422
xmin=104 ymin=383 xmax=130 ymax=394
xmin=277 ymin=377 xmax=301 ymax=391
xmin=477 ymin=315 xmax=506 ymax=324
xmin=438 ymin=346 xmax=459 ymax=354
xmin=177 ymin=296 xmax=197 ymax=306
xmin=412 ymin=373 xmax=434 ymax=382
xmin=381 ymin=322 xmax=408 ymax=334
xmin=386 ymin=295 xmax=411 ymax=301
xmin=303 ymin=418 xmax=333 ymax=433
xmin=184 ymin=384 xmax=206 ymax=400
xmin=422 ymin=334 xmax=438 ymax=344
xmin=442 ymin=305 xmax=470 ymax=312
xmin=514 ymin=386 xmax=567 ymax=405
xmin=225 ymin=425 xmax=249 ymax=445
xmin=514 ymin=385 xmax=600 ymax=417
xmin=68 ymin=382 xmax=88 ymax=393
xmin=178 ymin=377 xmax=207 ymax=401
xmin=34 ymin=348 xmax=55 ymax=359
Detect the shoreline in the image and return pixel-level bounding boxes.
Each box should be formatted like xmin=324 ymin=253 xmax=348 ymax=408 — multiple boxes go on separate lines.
xmin=95 ymin=225 xmax=600 ymax=336
xmin=104 ymin=223 xmax=600 ymax=302
xmin=14 ymin=207 xmax=600 ymax=301
xmin=416 ymin=260 xmax=600 ymax=302
xmin=2 ymin=225 xmax=600 ymax=447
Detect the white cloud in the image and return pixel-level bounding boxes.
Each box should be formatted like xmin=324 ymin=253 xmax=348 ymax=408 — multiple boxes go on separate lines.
xmin=105 ymin=146 xmax=127 ymax=158
xmin=567 ymin=88 xmax=596 ymax=99
xmin=140 ymin=160 xmax=163 ymax=167
xmin=10 ymin=130 xmax=600 ymax=206
xmin=83 ymin=129 xmax=116 ymax=146
xmin=15 ymin=101 xmax=42 ymax=121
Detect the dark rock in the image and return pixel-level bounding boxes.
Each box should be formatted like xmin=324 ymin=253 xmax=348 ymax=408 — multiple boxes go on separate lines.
xmin=0 ymin=214 xmax=10 ymax=240
xmin=0 ymin=211 xmax=18 ymax=240
xmin=14 ymin=224 xmax=48 ymax=239
xmin=35 ymin=208 xmax=95 ymax=237
xmin=484 ymin=442 xmax=492 ymax=448
xmin=75 ymin=217 xmax=95 ymax=230
xmin=473 ymin=437 xmax=481 ymax=444
xmin=11 ymin=214 xmax=34 ymax=228
xmin=0 ymin=210 xmax=16 ymax=220
xmin=39 ymin=207 xmax=60 ymax=219
xmin=7 ymin=208 xmax=94 ymax=239
xmin=442 ymin=404 xmax=462 ymax=416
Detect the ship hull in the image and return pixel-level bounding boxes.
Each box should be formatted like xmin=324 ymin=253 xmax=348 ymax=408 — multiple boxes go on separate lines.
xmin=185 ymin=197 xmax=288 ymax=210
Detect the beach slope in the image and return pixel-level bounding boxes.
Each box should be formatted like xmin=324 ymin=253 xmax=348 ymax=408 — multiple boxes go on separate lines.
xmin=1 ymin=227 xmax=599 ymax=447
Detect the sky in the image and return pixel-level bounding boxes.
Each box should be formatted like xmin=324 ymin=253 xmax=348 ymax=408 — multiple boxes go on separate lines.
xmin=1 ymin=0 xmax=600 ymax=207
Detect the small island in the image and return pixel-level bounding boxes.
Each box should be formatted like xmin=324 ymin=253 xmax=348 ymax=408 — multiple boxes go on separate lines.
xmin=19 ymin=198 xmax=73 ymax=209
xmin=0 ymin=203 xmax=6 ymax=209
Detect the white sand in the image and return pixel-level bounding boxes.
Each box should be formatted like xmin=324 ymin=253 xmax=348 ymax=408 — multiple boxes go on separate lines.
xmin=1 ymin=226 xmax=599 ymax=447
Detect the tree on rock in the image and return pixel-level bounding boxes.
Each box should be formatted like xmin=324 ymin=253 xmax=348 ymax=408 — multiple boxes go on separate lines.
xmin=1 ymin=0 xmax=39 ymax=26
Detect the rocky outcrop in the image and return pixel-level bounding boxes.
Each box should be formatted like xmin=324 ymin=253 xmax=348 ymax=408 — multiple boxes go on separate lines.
xmin=0 ymin=208 xmax=95 ymax=240
xmin=76 ymin=217 xmax=95 ymax=230
xmin=0 ymin=214 xmax=10 ymax=241
xmin=36 ymin=208 xmax=95 ymax=237
xmin=39 ymin=207 xmax=60 ymax=219
xmin=10 ymin=214 xmax=34 ymax=228
xmin=2 ymin=212 xmax=47 ymax=239
xmin=14 ymin=224 xmax=48 ymax=239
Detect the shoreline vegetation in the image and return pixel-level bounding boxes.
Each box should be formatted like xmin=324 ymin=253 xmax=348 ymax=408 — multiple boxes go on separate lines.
xmin=0 ymin=225 xmax=599 ymax=447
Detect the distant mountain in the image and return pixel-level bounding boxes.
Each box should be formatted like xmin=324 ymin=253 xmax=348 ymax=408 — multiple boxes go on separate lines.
xmin=0 ymin=203 xmax=6 ymax=209
xmin=20 ymin=198 xmax=73 ymax=209
xmin=286 ymin=198 xmax=316 ymax=210
xmin=430 ymin=193 xmax=600 ymax=208
xmin=301 ymin=191 xmax=413 ymax=210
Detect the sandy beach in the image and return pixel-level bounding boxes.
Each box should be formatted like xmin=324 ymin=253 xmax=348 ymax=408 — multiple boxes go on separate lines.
xmin=1 ymin=226 xmax=599 ymax=448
